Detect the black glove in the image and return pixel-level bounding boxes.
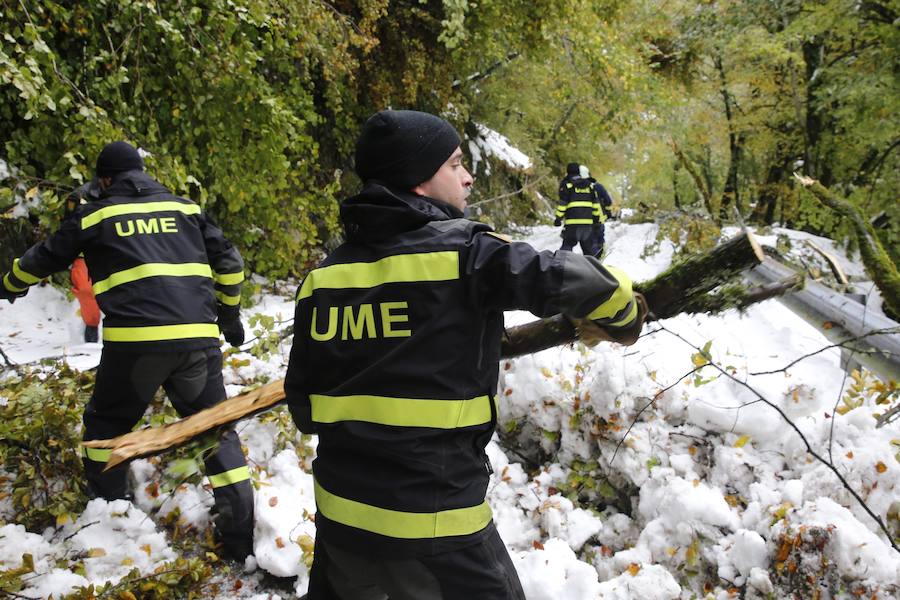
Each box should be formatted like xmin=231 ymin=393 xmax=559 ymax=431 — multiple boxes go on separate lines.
xmin=0 ymin=278 xmax=26 ymax=303
xmin=553 ymin=217 xmax=562 ymax=227
xmin=219 ymin=318 xmax=245 ymax=347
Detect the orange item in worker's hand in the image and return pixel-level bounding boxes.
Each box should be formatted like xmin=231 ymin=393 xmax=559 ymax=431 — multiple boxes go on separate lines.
xmin=71 ymin=258 xmax=101 ymax=327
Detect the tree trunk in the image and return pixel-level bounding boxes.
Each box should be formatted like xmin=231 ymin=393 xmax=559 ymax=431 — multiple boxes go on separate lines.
xmin=794 ymin=174 xmax=900 ymax=317
xmin=715 ymin=53 xmax=743 ymax=220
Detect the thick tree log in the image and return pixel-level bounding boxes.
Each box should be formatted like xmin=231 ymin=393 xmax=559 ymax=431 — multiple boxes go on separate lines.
xmin=85 ymin=232 xmax=772 ymax=469
xmin=500 ymin=231 xmax=766 ymax=357
xmin=794 ymin=173 xmax=900 ymax=316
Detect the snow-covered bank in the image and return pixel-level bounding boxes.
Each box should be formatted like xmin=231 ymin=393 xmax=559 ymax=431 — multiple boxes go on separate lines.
xmin=1 ymin=221 xmax=897 ymax=599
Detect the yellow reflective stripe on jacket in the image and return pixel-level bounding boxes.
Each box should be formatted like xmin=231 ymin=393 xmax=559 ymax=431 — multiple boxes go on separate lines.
xmin=565 ymin=201 xmax=595 ymax=208
xmin=314 ymin=479 xmax=492 ymax=539
xmin=587 ymin=266 xmax=634 ymax=321
xmin=310 ymin=394 xmax=492 ymax=429
xmin=12 ymin=258 xmax=40 ymax=285
xmin=564 ymin=219 xmax=595 ymax=225
xmin=214 ymin=271 xmax=244 ymax=285
xmin=102 ymin=323 xmax=220 ymax=342
xmin=208 ymin=466 xmax=251 ymax=488
xmin=92 ymin=263 xmax=212 ymax=295
xmin=81 ymin=201 xmax=201 ymax=229
xmin=608 ymin=299 xmax=638 ymax=328
xmin=81 ymin=445 xmax=112 ymax=463
xmin=297 ymin=251 xmax=459 ymax=301
xmin=3 ymin=273 xmax=27 ymax=293
xmin=215 ymin=290 xmax=241 ymax=306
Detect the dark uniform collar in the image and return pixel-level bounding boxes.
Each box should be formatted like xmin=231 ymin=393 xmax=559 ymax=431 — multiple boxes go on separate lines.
xmin=340 ymin=181 xmax=463 ymax=243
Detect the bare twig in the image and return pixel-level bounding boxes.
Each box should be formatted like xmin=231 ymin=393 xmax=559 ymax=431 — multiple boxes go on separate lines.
xmin=468 ymin=174 xmax=550 ymax=208
xmin=748 ymin=327 xmax=900 ymax=375
xmin=611 ymin=364 xmax=708 ymax=463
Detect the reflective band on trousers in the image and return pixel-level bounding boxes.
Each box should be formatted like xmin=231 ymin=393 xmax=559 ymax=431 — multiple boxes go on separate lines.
xmin=81 ymin=445 xmax=112 ymax=462
xmin=587 ymin=265 xmax=634 ymax=321
xmin=564 ymin=219 xmax=595 ymax=225
xmin=310 ymin=393 xmax=492 ymax=428
xmin=564 ymin=201 xmax=596 ymax=208
xmin=297 ymin=251 xmax=459 ymax=300
xmin=314 ymin=479 xmax=492 ymax=539
xmin=92 ymin=262 xmax=213 ymax=295
xmin=208 ymin=466 xmax=251 ymax=488
xmin=81 ymin=201 xmax=201 ymax=229
xmin=103 ymin=323 xmax=220 ymax=342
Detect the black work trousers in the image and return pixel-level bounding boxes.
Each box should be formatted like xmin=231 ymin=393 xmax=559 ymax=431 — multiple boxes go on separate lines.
xmin=81 ymin=346 xmax=254 ymax=556
xmin=306 ymin=523 xmax=526 ymax=600
xmin=560 ymin=225 xmax=595 ymax=255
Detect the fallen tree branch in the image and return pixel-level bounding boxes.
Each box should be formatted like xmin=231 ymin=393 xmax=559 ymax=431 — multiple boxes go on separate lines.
xmin=85 ymin=232 xmax=781 ymax=469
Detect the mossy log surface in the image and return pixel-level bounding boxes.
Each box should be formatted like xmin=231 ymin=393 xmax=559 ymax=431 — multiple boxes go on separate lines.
xmin=795 ymin=173 xmax=900 ymax=317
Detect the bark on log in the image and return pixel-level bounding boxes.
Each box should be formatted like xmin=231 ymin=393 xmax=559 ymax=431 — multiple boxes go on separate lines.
xmin=86 ymin=380 xmax=285 ymax=470
xmin=500 ymin=231 xmax=765 ymax=357
xmin=85 ymin=232 xmax=772 ymax=469
xmin=794 ymin=173 xmax=900 ymax=316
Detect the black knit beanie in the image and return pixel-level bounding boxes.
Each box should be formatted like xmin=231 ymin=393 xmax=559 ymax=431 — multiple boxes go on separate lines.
xmin=95 ymin=141 xmax=143 ymax=177
xmin=566 ymin=162 xmax=580 ymax=176
xmin=354 ymin=110 xmax=461 ymax=189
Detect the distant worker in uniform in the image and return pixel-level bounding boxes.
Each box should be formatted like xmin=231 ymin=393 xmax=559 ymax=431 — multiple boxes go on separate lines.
xmin=285 ymin=110 xmax=648 ymax=599
xmin=65 ymin=180 xmax=102 ymax=343
xmin=0 ymin=141 xmax=255 ymax=560
xmin=579 ymin=164 xmax=614 ymax=258
xmin=554 ymin=162 xmax=601 ymax=255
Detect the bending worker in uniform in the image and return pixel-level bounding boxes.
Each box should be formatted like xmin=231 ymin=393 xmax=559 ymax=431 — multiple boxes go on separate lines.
xmin=0 ymin=141 xmax=254 ymax=560
xmin=554 ymin=162 xmax=602 ymax=255
xmin=285 ymin=110 xmax=648 ymax=599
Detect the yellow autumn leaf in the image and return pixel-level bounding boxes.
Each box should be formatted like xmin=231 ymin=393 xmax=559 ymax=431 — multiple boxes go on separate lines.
xmin=734 ymin=435 xmax=751 ymax=448
xmin=87 ymin=548 xmax=107 ymax=558
xmin=121 ymin=557 xmax=134 ymax=566
xmin=25 ymin=186 xmax=39 ymax=200
xmin=627 ymin=563 xmax=641 ymax=576
xmin=540 ymin=367 xmax=553 ymax=378
xmin=56 ymin=513 xmax=70 ymax=527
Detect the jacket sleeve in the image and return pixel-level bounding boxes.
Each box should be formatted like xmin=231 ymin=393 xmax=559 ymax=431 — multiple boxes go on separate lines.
xmin=285 ymin=282 xmax=314 ymax=433
xmin=555 ymin=181 xmax=571 ymax=220
xmin=2 ymin=216 xmax=87 ymax=296
xmin=463 ymin=232 xmax=640 ymax=333
xmin=199 ymin=211 xmax=244 ymax=321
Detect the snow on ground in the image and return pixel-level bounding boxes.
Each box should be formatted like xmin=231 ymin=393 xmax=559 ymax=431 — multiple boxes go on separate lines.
xmin=1 ymin=220 xmax=897 ymax=598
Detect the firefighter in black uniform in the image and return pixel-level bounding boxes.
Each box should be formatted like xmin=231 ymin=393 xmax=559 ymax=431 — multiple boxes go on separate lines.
xmin=0 ymin=142 xmax=254 ymax=560
xmin=555 ymin=162 xmax=601 ymax=255
xmin=285 ymin=111 xmax=648 ymax=599
xmin=580 ymin=164 xmax=614 ymax=258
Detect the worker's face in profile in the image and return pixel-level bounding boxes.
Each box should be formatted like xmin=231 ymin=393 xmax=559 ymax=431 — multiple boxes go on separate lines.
xmin=413 ymin=147 xmax=473 ymax=212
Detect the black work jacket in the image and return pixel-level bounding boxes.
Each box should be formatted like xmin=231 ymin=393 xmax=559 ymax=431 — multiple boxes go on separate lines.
xmin=556 ymin=175 xmax=600 ymax=227
xmin=285 ymin=182 xmax=637 ymax=557
xmin=2 ymin=170 xmax=243 ymax=352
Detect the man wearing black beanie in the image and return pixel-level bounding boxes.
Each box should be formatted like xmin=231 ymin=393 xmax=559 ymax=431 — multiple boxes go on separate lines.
xmin=0 ymin=141 xmax=255 ymax=561
xmin=286 ymin=110 xmax=647 ymax=599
